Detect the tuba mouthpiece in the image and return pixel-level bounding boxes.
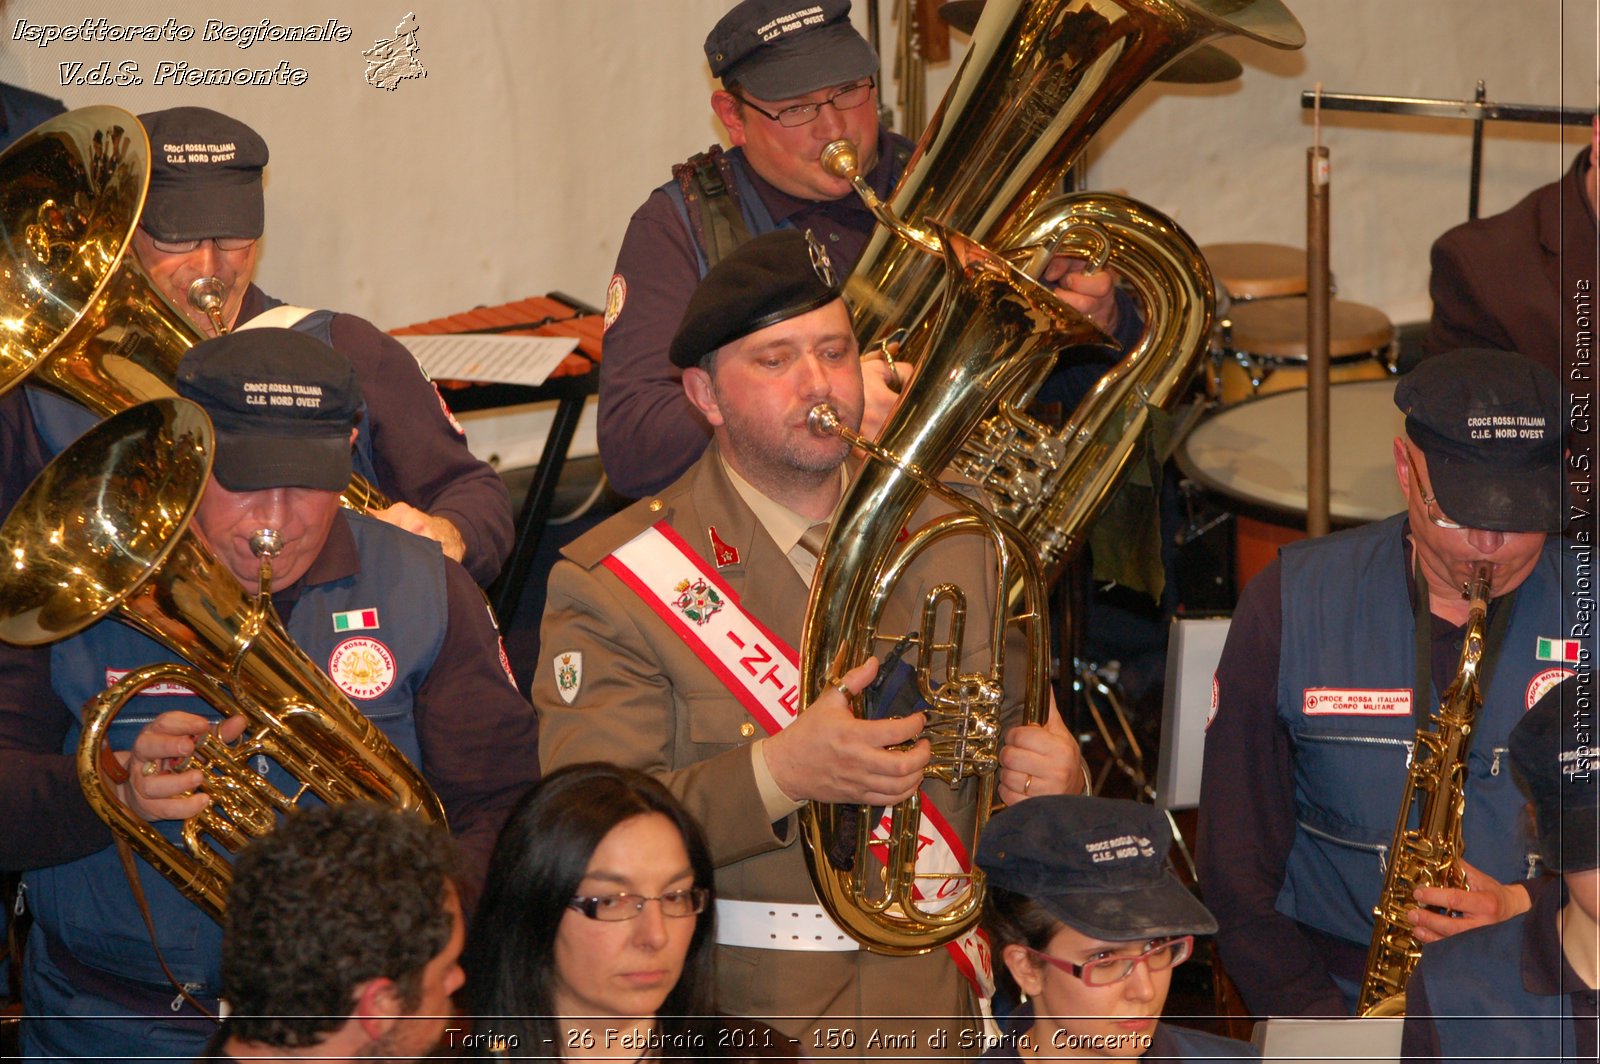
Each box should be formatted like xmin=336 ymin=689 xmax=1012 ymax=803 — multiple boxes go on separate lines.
xmin=249 ymin=529 xmax=283 ymax=558
xmin=249 ymin=528 xmax=282 ymax=601
xmin=820 ymin=139 xmax=860 ymax=180
xmin=187 ymin=277 xmax=230 ymax=335
xmin=807 ymin=403 xmax=842 ymax=438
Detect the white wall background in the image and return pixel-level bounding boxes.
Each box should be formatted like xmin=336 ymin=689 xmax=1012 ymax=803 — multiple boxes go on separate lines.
xmin=2 ymin=0 xmax=1595 ymax=334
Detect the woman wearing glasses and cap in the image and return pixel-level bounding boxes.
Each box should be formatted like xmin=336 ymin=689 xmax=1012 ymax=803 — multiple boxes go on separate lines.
xmin=977 ymin=796 xmax=1256 ymax=1061
xmin=461 ymin=763 xmax=794 ymax=1059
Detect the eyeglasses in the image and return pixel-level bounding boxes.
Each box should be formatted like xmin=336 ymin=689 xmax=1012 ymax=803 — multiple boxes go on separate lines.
xmin=142 ymin=232 xmax=257 ymax=255
xmin=568 ymin=887 xmax=710 ymax=921
xmin=1025 ymin=935 xmax=1193 ymax=988
xmin=1404 ymin=444 xmax=1465 ymax=530
xmin=731 ymin=78 xmax=875 ymax=128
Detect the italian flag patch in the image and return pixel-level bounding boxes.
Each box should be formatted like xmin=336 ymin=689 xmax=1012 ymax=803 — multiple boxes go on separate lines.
xmin=1535 ymin=637 xmax=1581 ymax=664
xmin=332 ymin=608 xmax=380 ymax=633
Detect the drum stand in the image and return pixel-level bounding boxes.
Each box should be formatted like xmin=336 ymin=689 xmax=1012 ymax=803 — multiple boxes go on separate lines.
xmin=1056 ymin=560 xmax=1199 ymax=881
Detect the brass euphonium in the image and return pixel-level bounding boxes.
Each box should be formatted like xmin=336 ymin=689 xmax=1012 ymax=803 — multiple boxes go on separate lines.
xmin=0 ymin=105 xmax=391 ymax=513
xmin=796 ymin=0 xmax=1303 ymax=953
xmin=0 ymin=398 xmax=444 ymax=922
xmin=801 ymin=225 xmax=1105 ymax=954
xmin=1357 ymin=563 xmax=1494 ymax=1016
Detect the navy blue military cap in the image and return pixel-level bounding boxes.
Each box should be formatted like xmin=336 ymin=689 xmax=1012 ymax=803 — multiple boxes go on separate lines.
xmin=1511 ymin=675 xmax=1599 ymax=874
xmin=138 ymin=107 xmax=268 ymax=242
xmin=977 ymin=796 xmax=1217 ymax=942
xmin=177 ymin=328 xmax=361 ymax=493
xmin=705 ymin=0 xmax=879 ymax=99
xmin=1395 ymin=349 xmax=1562 ymax=533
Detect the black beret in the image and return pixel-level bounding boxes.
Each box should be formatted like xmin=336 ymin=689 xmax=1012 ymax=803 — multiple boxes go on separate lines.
xmin=668 ymin=229 xmax=843 ymax=369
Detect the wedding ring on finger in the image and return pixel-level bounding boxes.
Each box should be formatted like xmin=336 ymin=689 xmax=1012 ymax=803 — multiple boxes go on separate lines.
xmin=1023 ymin=774 xmax=1033 ymax=796
xmin=834 ymin=682 xmax=853 ymax=701
xmin=140 ymin=759 xmax=162 ymax=777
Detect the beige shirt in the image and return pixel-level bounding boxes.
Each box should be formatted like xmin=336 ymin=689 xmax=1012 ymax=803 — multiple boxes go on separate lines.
xmin=720 ymin=455 xmax=848 ymax=819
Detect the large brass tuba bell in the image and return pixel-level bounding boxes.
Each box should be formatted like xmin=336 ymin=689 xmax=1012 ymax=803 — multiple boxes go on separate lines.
xmin=0 ymin=398 xmax=444 ymax=922
xmin=843 ymin=0 xmax=1304 ymax=346
xmin=797 ymin=0 xmax=1303 ymax=953
xmin=0 ymin=105 xmax=389 ymax=513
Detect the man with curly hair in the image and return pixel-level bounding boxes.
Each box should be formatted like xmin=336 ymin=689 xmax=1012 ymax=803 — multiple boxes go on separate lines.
xmin=209 ymin=802 xmax=464 ymax=1063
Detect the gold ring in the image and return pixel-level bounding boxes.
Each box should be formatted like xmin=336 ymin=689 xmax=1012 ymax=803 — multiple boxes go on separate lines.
xmin=141 ymin=759 xmax=161 ymax=777
xmin=1023 ymin=774 xmax=1033 ymax=796
xmin=834 ymin=682 xmax=852 ymax=701
xmin=885 ymin=355 xmax=902 ymax=391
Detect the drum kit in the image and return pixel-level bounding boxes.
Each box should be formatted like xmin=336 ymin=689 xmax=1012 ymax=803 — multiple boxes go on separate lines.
xmin=1181 ymin=241 xmax=1402 ymax=589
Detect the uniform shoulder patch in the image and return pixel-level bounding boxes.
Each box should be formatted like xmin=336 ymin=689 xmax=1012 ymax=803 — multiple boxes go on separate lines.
xmin=555 ymin=650 xmax=583 ymax=704
xmin=604 ymin=274 xmax=627 ymax=332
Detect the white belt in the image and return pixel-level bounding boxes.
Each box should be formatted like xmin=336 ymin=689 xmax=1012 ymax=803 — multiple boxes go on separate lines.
xmin=715 ymin=899 xmax=860 ymax=952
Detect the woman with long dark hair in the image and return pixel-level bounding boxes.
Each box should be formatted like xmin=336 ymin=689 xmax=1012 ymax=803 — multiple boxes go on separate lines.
xmin=461 ymin=763 xmax=793 ymax=1060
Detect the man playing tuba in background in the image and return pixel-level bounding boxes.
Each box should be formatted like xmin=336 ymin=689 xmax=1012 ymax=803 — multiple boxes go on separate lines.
xmin=596 ymin=0 xmax=1137 ymax=501
xmin=0 ymin=329 xmax=538 ymax=1063
xmin=536 ymin=230 xmax=1085 ymax=1055
xmin=1198 ymin=348 xmax=1566 ymax=1017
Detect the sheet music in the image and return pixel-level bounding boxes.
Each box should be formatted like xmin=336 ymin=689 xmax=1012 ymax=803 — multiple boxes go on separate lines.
xmin=394 ymin=333 xmax=580 ymax=387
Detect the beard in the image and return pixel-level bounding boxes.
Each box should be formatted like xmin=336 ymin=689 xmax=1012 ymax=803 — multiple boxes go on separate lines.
xmin=712 ymin=387 xmax=858 ymax=494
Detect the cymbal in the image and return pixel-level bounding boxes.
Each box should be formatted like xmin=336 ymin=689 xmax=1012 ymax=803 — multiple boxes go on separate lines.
xmin=936 ymin=1 xmax=1244 ymax=84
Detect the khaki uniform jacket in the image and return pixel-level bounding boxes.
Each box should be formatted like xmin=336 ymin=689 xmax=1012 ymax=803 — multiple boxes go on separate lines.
xmin=536 ymin=446 xmax=1011 ymax=1055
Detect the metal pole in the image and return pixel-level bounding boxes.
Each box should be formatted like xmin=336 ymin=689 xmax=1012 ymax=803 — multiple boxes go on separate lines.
xmin=1306 ymin=97 xmax=1332 ymax=539
xmin=1468 ymin=81 xmax=1487 ymax=220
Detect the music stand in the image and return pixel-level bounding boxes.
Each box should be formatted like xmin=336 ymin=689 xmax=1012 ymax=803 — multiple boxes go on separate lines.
xmin=1154 ymin=615 xmax=1231 ymax=813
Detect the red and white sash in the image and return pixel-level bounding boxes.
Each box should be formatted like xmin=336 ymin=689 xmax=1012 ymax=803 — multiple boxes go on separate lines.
xmin=604 ymin=521 xmax=994 ymax=997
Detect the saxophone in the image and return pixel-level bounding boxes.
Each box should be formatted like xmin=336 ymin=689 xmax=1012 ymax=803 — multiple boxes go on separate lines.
xmin=1357 ymin=562 xmax=1493 ymax=1016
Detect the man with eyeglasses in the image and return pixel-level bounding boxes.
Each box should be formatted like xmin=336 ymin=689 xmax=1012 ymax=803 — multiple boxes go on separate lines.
xmin=1197 ymin=348 xmax=1566 ymax=1017
xmin=597 ymin=0 xmax=1139 ymax=500
xmin=10 ymin=106 xmax=513 ymax=586
xmin=978 ymin=796 xmax=1254 ymax=1060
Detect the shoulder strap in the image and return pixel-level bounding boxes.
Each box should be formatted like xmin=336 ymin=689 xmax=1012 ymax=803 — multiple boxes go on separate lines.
xmin=235 ymin=304 xmax=317 ymax=331
xmin=671 ymin=144 xmax=753 ymax=272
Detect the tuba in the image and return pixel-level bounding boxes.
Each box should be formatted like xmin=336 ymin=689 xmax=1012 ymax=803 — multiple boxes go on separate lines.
xmin=0 ymin=105 xmax=390 ymax=513
xmin=798 ymin=0 xmax=1303 ymax=952
xmin=0 ymin=397 xmax=444 ymax=922
xmin=1357 ymin=563 xmax=1493 ymax=1016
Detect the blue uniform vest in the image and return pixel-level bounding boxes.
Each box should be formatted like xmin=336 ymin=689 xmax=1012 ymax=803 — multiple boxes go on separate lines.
xmin=22 ymin=514 xmax=444 ymax=997
xmin=1413 ymin=911 xmax=1574 ymax=1061
xmin=23 ymin=305 xmax=380 ymax=487
xmin=1275 ymin=516 xmax=1559 ymax=946
xmin=659 ymin=141 xmax=912 ymax=277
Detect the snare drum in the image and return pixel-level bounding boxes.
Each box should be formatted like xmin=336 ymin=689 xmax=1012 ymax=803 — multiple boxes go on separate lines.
xmin=1214 ymin=297 xmax=1395 ymax=406
xmin=1175 ymin=379 xmax=1407 ymax=589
